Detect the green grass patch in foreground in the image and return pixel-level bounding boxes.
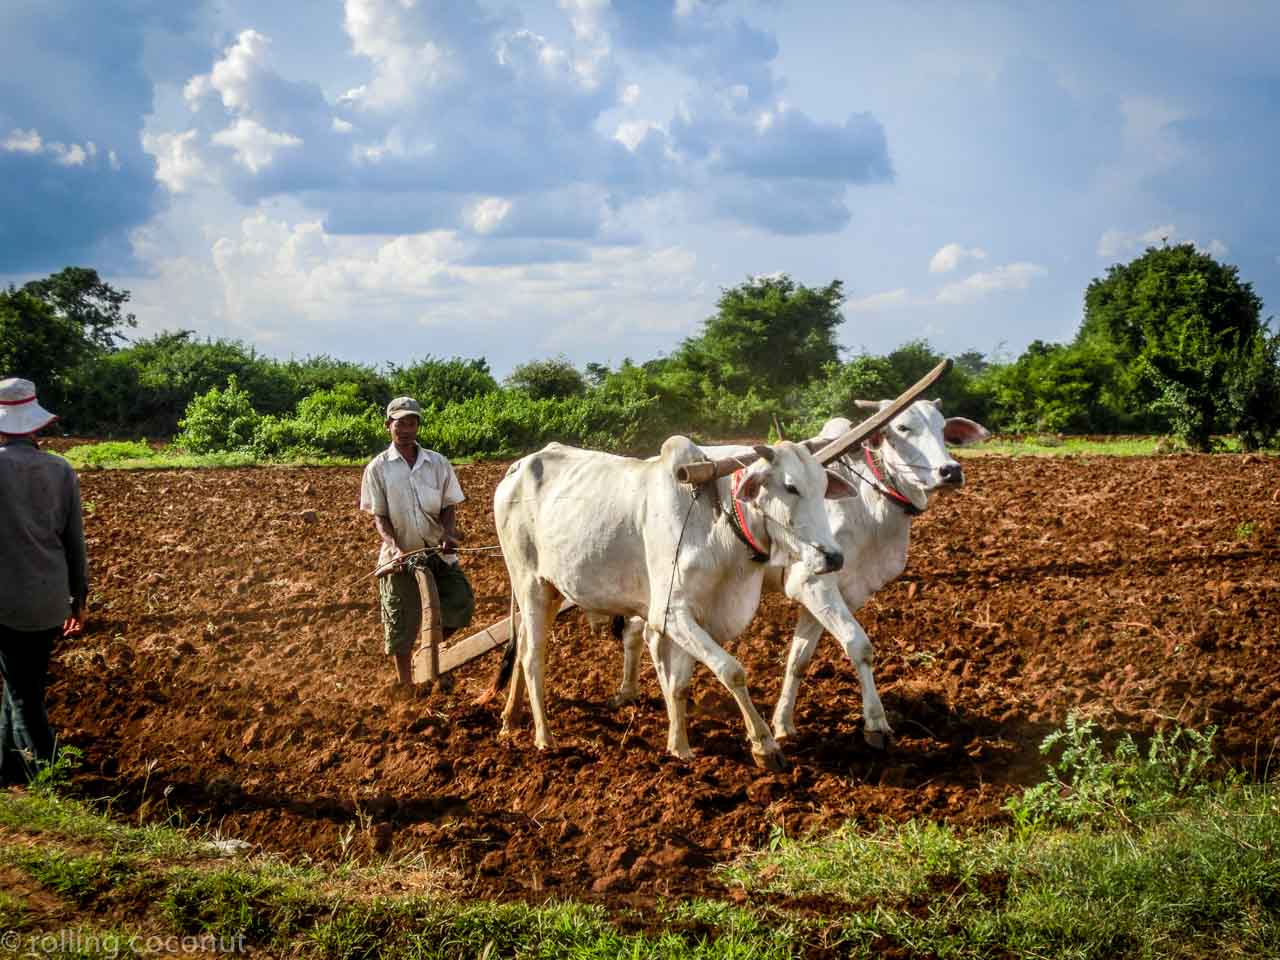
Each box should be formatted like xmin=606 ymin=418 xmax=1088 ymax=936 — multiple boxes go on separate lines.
xmin=1 ymin=717 xmax=1278 ymax=958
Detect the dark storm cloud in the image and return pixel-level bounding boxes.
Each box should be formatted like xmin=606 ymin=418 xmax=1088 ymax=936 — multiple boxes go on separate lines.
xmin=0 ymin=1 xmax=203 ymax=272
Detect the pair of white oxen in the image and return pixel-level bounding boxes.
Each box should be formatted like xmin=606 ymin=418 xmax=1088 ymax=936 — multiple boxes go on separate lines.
xmin=493 ymin=399 xmax=988 ymax=770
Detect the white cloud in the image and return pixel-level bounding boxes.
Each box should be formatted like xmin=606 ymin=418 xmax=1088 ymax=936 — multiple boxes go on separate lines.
xmin=51 ymin=143 xmax=86 ymax=166
xmin=467 ymin=197 xmax=512 ymax=234
xmin=614 ymin=120 xmax=659 ymax=150
xmin=175 ymin=208 xmax=700 ymax=360
xmin=1097 ymin=224 xmax=1179 ymax=258
xmin=1119 ymin=96 xmax=1186 ymax=168
xmin=847 ymin=288 xmax=909 ymax=312
xmin=2 ymin=128 xmax=43 ymax=153
xmin=332 ymin=117 xmax=354 ymax=134
xmin=936 ymin=263 xmax=1047 ymax=304
xmin=211 ymin=119 xmax=303 ymax=173
xmin=185 ymin=30 xmax=271 ymax=114
xmin=928 ymin=242 xmax=987 ymax=274
xmin=560 ymin=0 xmax=610 ymax=44
xmin=342 ymin=0 xmax=461 ymax=109
xmin=3 ymin=127 xmax=102 ymax=168
xmin=142 ymin=130 xmax=209 ymax=193
xmin=1096 ymin=226 xmax=1228 ymax=261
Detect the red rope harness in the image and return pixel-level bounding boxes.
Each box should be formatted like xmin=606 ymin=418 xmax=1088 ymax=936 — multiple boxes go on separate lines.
xmin=730 ymin=468 xmax=770 ymax=559
xmin=863 ymin=446 xmax=918 ymax=512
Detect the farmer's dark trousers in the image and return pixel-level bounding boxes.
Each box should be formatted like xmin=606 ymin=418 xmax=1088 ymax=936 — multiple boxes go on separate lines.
xmin=0 ymin=624 xmax=58 ymax=786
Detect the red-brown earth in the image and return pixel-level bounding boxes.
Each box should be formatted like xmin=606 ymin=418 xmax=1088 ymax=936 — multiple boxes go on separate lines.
xmin=46 ymin=453 xmax=1280 ymax=905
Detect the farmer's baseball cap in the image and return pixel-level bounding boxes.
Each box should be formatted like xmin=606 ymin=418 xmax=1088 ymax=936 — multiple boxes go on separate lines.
xmin=0 ymin=377 xmax=58 ymax=436
xmin=385 ymin=396 xmax=422 ymax=420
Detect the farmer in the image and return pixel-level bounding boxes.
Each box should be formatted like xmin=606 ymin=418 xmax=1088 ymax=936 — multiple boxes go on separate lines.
xmin=0 ymin=378 xmax=89 ymax=787
xmin=360 ymin=396 xmax=474 ymax=691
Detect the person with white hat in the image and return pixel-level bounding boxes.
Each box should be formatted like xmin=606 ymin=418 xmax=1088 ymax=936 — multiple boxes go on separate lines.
xmin=360 ymin=396 xmax=475 ymax=693
xmin=0 ymin=377 xmax=89 ymax=786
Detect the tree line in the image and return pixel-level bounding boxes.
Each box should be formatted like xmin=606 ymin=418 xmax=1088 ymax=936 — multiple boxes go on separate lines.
xmin=2 ymin=244 xmax=1277 ymax=458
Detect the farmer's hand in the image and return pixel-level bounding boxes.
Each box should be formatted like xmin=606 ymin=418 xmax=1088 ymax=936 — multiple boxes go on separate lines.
xmin=63 ymin=601 xmax=84 ymax=637
xmin=441 ymin=526 xmax=465 ymax=553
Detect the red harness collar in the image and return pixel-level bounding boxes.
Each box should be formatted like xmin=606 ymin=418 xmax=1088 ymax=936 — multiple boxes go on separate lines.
xmin=729 ymin=469 xmax=770 ymax=561
xmin=863 ymin=447 xmax=921 ymax=515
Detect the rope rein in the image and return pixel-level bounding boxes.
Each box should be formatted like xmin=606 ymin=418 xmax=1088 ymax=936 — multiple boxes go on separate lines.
xmin=661 ymin=484 xmax=703 ymax=638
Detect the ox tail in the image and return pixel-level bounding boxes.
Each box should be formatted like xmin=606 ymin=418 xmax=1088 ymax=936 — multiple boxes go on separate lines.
xmin=475 ymin=593 xmax=518 ymax=704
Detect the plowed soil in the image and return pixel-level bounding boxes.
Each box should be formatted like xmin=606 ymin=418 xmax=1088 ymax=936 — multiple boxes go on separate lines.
xmin=48 ymin=453 xmax=1280 ymax=904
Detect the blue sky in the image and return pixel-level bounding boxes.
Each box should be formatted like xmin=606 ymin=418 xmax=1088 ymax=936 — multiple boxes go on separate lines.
xmin=3 ymin=0 xmax=1277 ymax=378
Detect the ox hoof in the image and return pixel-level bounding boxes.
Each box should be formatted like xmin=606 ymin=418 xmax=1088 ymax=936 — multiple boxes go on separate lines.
xmin=772 ymin=724 xmax=798 ymax=743
xmin=863 ymin=729 xmax=892 ymax=751
xmin=607 ymin=692 xmax=638 ymax=710
xmin=752 ymin=748 xmax=787 ymax=773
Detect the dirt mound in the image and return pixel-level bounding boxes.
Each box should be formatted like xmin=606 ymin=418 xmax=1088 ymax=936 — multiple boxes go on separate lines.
xmin=49 ymin=453 xmax=1280 ymax=903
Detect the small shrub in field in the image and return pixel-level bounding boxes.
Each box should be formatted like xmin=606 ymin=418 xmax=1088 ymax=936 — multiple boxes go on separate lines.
xmin=418 ymin=388 xmax=667 ymax=459
xmin=390 ymin=355 xmax=498 ymax=408
xmin=251 ymin=383 xmax=383 ymax=459
xmin=175 ymin=376 xmax=260 ymax=454
xmin=1007 ymin=712 xmax=1220 ymax=830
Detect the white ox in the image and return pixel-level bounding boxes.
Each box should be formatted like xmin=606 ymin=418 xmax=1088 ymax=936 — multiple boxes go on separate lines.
xmin=611 ymin=400 xmax=988 ymax=747
xmin=494 ymin=436 xmax=855 ymax=770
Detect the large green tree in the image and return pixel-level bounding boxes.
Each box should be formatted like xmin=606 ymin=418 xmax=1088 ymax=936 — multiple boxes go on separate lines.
xmin=676 ymin=274 xmax=845 ymax=396
xmin=1078 ymin=243 xmax=1275 ymax=449
xmin=0 ymin=289 xmax=81 ymax=388
xmin=1 ymin=267 xmax=135 ymax=400
xmin=22 ymin=266 xmax=137 ymax=351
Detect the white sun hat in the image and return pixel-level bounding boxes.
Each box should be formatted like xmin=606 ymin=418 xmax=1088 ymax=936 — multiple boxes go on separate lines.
xmin=0 ymin=378 xmax=58 ymax=436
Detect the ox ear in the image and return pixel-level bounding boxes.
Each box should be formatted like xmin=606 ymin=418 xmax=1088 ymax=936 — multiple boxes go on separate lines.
xmin=943 ymin=417 xmax=990 ymax=447
xmin=824 ymin=468 xmax=857 ymax=500
xmin=752 ymin=444 xmax=776 ymax=463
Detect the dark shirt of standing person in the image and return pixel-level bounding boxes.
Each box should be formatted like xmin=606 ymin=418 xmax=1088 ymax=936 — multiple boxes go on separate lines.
xmin=0 ymin=377 xmax=89 ymax=786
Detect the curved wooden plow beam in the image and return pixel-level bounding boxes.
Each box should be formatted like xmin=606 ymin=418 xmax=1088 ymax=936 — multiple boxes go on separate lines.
xmin=675 ymin=358 xmax=952 ymax=485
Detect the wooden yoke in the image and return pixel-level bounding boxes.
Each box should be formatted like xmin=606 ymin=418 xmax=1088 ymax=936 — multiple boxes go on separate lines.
xmin=674 ymin=358 xmax=953 ymax=484
xmin=812 ymin=358 xmax=952 ymax=464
